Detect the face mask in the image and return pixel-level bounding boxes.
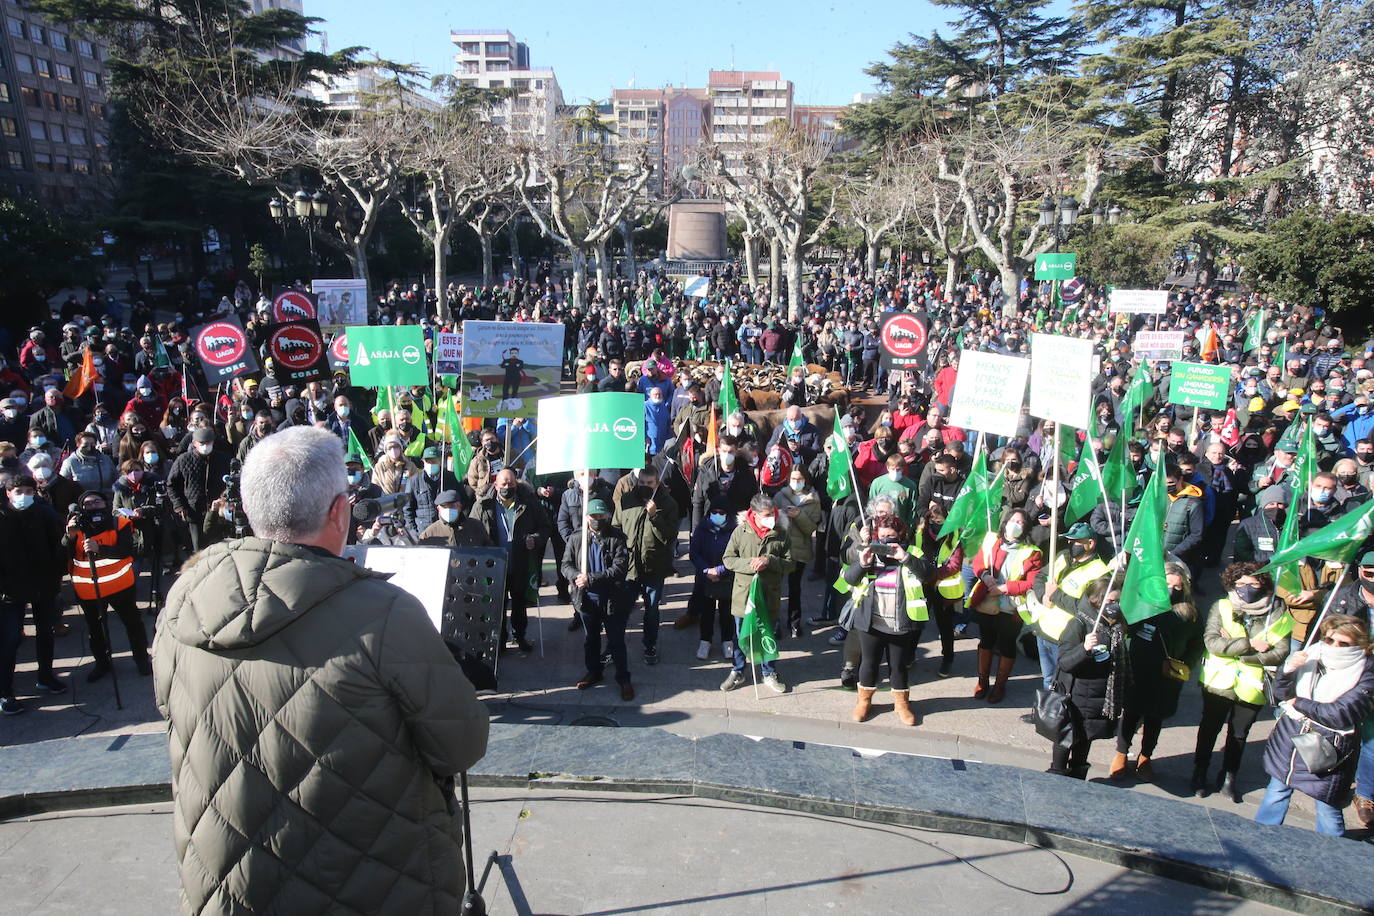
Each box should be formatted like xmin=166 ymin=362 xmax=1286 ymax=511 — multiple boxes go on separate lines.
xmin=591 ymin=517 xmax=610 ymax=531
xmin=30 ymin=436 xmax=46 ymax=448
xmin=1069 ymin=542 xmax=1089 ymax=559
xmin=484 ymin=442 xmax=499 ymax=454
xmin=1344 ymin=474 xmax=1364 ymax=487
xmin=757 ymin=515 xmax=776 ymax=530
xmin=1234 ymin=583 xmax=1265 ymax=603
xmin=2 ymin=409 xmax=15 ymax=419
xmin=728 ymin=423 xmax=742 ymax=435
xmin=138 ymin=388 xmax=152 ymax=398
xmin=348 ymin=471 xmax=364 ymax=485
xmin=33 ymin=352 xmax=45 ymax=362
xmin=719 ymin=452 xmax=736 ymax=469
xmin=709 ymin=512 xmax=727 ymax=527
xmin=241 ymin=410 xmax=254 ymax=420
xmin=85 ymin=510 xmax=107 ymax=528
xmin=789 ymin=479 xmax=806 ymax=492
xmin=497 ymin=486 xmax=515 ymax=501
xmin=222 ymin=506 xmax=235 ymax=522
xmin=195 ymin=444 xmax=213 ymax=456
xmin=337 ymin=406 xmax=350 ymax=418
xmin=1359 ymin=453 xmax=1374 ymax=465
xmin=1312 ymin=490 xmax=1333 ymax=505
xmin=1169 ymin=587 xmax=1185 ymax=602
xmin=424 ymin=462 xmax=440 ymax=477
xmin=79 ymin=444 xmax=94 ymax=456
xmin=439 ymin=507 xmax=461 ymax=523
xmin=33 ymin=467 xmax=51 ymax=481
xmin=124 ymin=383 xmax=136 ymax=393
xmin=1005 ymin=522 xmax=1025 ymax=540
xmin=886 ymin=469 xmax=902 ymax=482
xmin=92 ymin=358 xmax=104 ymax=368
xmin=9 ymin=493 xmax=33 ymax=510
xmin=128 ymin=470 xmax=145 ymax=483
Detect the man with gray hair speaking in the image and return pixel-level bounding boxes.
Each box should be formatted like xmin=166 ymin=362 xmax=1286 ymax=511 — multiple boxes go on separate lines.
xmin=153 ymin=426 xmax=489 ymax=915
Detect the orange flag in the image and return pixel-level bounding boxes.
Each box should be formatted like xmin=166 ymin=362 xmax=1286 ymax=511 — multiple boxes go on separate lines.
xmin=705 ymin=404 xmax=718 ymax=457
xmin=63 ymin=347 xmax=98 ymax=400
xmin=1201 ymin=326 xmax=1220 ymax=362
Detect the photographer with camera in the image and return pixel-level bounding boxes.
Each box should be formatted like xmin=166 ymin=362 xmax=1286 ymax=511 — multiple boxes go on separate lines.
xmin=113 ymin=457 xmax=169 ymax=603
xmin=153 ymin=426 xmax=488 ymax=913
xmin=167 ymin=427 xmax=231 ymax=555
xmin=64 ymin=490 xmax=150 ymax=681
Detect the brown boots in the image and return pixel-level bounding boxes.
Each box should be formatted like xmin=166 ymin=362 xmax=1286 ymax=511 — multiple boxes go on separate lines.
xmin=1135 ymin=755 xmax=1154 ymax=782
xmin=852 ymin=687 xmax=876 ymax=722
xmin=973 ymin=648 xmax=993 ymax=699
xmin=1109 ymin=753 xmax=1129 ymax=779
xmin=986 ymin=656 xmax=1015 ymax=703
xmin=852 ymin=687 xmax=917 ymax=726
xmin=892 ymin=690 xmax=917 ymax=726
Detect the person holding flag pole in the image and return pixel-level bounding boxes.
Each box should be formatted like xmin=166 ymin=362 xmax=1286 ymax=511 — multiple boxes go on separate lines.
xmin=720 ymin=494 xmax=793 ymax=695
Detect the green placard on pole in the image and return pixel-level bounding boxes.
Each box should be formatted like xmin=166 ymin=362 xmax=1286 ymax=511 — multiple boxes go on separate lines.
xmin=1167 ymin=362 xmax=1232 ymax=410
xmin=1034 ymin=252 xmax=1077 ymax=280
xmin=345 ymin=325 xmax=429 ymax=387
xmin=536 ymin=392 xmax=646 ymax=474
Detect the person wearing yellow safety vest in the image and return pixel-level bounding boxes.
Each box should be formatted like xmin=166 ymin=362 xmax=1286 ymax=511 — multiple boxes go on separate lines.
xmin=1191 ymin=561 xmax=1293 ymax=803
xmin=1024 ymin=523 xmax=1110 ymax=702
xmin=916 ymin=506 xmax=965 ymax=678
xmin=969 ymin=508 xmax=1043 ymax=703
xmin=840 ymin=514 xmax=931 ymax=726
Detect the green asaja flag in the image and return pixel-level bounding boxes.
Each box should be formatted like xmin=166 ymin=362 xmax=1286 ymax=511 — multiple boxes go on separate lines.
xmin=939 ymin=450 xmax=990 ymax=540
xmin=1274 ymin=417 xmax=1318 ymax=593
xmin=652 ymin=288 xmax=664 ymax=307
xmin=1244 ymin=309 xmax=1266 ymax=353
xmin=445 ymin=395 xmax=473 ymax=478
xmin=1261 ymin=498 xmax=1374 ymax=576
xmin=786 ymin=337 xmax=806 ymax=375
xmin=1119 ymin=465 xmax=1171 ymax=624
xmin=1101 ymin=427 xmax=1136 ymax=504
xmin=719 ymin=359 xmax=740 ymax=420
xmin=826 ymin=429 xmax=853 ymax=502
xmin=534 ymin=392 xmax=646 ymax=474
xmin=1121 ymin=368 xmax=1154 ymax=419
xmin=738 ymin=575 xmax=779 ymax=664
xmin=346 ymin=427 xmax=373 ymax=471
xmin=1065 ymin=436 xmax=1104 ymax=524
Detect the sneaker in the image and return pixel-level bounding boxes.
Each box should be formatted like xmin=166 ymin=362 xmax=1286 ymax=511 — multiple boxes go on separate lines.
xmin=763 ymin=674 xmax=787 ymax=694
xmin=722 ymin=641 xmax=734 ymax=660
xmin=514 ymin=638 xmax=534 ymax=655
xmin=696 ymin=640 xmax=711 ymax=660
xmin=0 ymin=696 xmax=23 ymax=716
xmin=827 ymin=629 xmax=848 ymax=646
xmin=601 ymin=652 xmax=612 ymax=668
xmin=35 ymin=675 xmax=67 ymax=694
xmin=937 ymin=659 xmax=953 ymax=678
xmin=839 ymin=664 xmax=858 ymax=690
xmin=720 ymin=670 xmax=746 ymax=692
xmin=86 ymin=659 xmax=111 ymax=683
xmin=953 ymin=623 xmax=968 ymax=637
xmin=644 ymin=647 xmax=659 ymax=666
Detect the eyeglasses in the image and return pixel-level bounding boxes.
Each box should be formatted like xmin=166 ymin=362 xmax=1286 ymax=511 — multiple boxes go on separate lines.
xmin=1323 ymin=636 xmax=1356 ymax=647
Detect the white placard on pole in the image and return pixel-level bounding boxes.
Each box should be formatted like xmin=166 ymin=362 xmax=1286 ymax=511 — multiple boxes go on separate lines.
xmin=1029 ymin=333 xmax=1094 ymax=429
xmin=1108 ymin=289 xmax=1168 ymax=314
xmin=948 ymin=350 xmax=1029 ymax=438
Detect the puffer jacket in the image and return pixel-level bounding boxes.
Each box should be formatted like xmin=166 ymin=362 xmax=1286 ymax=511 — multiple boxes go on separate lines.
xmin=1055 ymin=614 xmax=1122 ymax=741
xmin=771 ymin=486 xmax=822 ymax=564
xmin=153 ymin=538 xmax=489 ymax=916
xmin=722 ymin=513 xmax=793 ymax=617
xmin=1263 ymin=655 xmax=1374 ymax=808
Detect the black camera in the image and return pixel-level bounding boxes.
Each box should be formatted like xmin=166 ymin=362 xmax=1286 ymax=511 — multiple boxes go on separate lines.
xmin=221 ymin=459 xmax=248 ymax=537
xmin=67 ymin=503 xmax=108 ymax=537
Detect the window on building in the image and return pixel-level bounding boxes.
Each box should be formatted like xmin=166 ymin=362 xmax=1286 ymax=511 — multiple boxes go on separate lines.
xmin=30 ymin=25 xmax=43 ymax=44
xmin=6 ymin=150 xmax=21 ymax=169
xmin=62 ymin=94 xmax=79 ymax=112
xmin=47 ymin=122 xmax=63 ymax=142
xmin=77 ymin=39 xmax=94 ymax=58
xmin=34 ymin=57 xmax=50 ymax=78
xmin=20 ymin=86 xmax=38 ymax=106
xmin=42 ymin=90 xmax=57 ymax=108
xmin=92 ymin=129 xmax=105 ymax=148
xmin=28 ymin=120 xmax=44 ymax=140
xmin=534 ymin=80 xmax=543 ymax=89
xmin=54 ymin=62 xmax=72 ymax=82
xmin=485 ymin=42 xmax=508 ymax=56
xmin=82 ymin=70 xmax=99 ymax=87
xmin=15 ymin=53 xmax=32 ymax=73
xmin=511 ymin=78 xmax=528 ymax=90
xmin=0 ymin=83 xmax=8 ymax=103
xmin=6 ymin=18 xmax=23 ymax=39
xmin=457 ymin=61 xmax=479 ymax=74
xmin=0 ymin=116 xmax=14 ymax=136
xmin=488 ymin=80 xmax=504 ymax=88
xmin=72 ymin=156 xmax=89 ymax=174
xmin=99 ymin=161 xmax=111 ymax=175
xmin=33 ymin=152 xmax=50 ymax=171
xmin=87 ymin=101 xmax=103 ymax=118
xmin=458 ymin=42 xmax=479 ymax=54
xmin=486 ymin=60 xmax=508 ymax=72
xmin=54 ymin=154 xmax=68 ymax=172
xmin=68 ymin=126 xmax=85 ymax=144
xmin=50 ymin=32 xmax=67 ymax=51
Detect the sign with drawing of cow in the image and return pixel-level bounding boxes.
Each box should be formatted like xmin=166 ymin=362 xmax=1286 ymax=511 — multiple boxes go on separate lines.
xmin=190 ymin=316 xmax=259 ymax=387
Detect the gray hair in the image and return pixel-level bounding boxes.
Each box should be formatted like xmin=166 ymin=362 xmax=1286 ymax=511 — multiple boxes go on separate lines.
xmin=26 ymin=452 xmax=52 ymax=469
xmin=241 ymin=426 xmax=347 ymax=542
xmin=749 ymin=493 xmax=774 ymax=514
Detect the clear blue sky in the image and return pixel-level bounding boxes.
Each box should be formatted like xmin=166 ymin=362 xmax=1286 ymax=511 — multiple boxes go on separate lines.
xmin=311 ymin=0 xmax=958 ymax=105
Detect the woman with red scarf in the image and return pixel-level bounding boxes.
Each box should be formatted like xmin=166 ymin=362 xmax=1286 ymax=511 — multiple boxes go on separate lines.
xmin=721 ymin=494 xmax=794 ymax=694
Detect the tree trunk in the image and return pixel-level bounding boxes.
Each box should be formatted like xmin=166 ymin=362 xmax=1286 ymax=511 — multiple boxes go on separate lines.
xmin=433 ymin=225 xmax=450 ymax=322
xmin=620 ymin=218 xmax=638 ymax=282
xmin=507 ymin=221 xmax=522 ymax=280
xmin=569 ymin=247 xmax=587 ymax=311
xmin=944 ymin=251 xmax=964 ymax=297
xmin=594 ymin=237 xmax=610 ymax=301
xmin=478 ymin=227 xmax=494 ymax=291
xmin=743 ymin=233 xmax=759 ymax=287
xmin=345 ymin=239 xmax=374 ymax=315
xmin=866 ymin=235 xmax=881 ymax=280
xmin=786 ymin=243 xmax=805 ymax=323
xmin=768 ymin=238 xmax=781 ymax=308
xmin=998 ymin=263 xmax=1022 ymax=319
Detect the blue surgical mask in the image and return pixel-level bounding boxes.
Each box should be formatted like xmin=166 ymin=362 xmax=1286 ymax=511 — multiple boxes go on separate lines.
xmin=439 ymin=507 xmax=460 ymax=523
xmin=709 ymin=512 xmax=727 ymax=527
xmin=9 ymin=493 xmax=33 ymax=510
xmin=1313 ymin=489 xmax=1333 ymax=505
xmin=348 ymin=471 xmax=364 ymax=485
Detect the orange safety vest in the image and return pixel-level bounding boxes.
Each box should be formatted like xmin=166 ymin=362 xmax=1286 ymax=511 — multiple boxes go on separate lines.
xmin=69 ymin=517 xmax=135 ymax=600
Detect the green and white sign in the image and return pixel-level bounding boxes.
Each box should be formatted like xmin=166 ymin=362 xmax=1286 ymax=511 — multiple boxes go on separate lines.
xmin=1034 ymin=252 xmax=1077 ymax=280
xmin=1167 ymin=362 xmax=1232 ymax=410
xmin=536 ymin=392 xmax=646 ymax=473
xmin=345 ymin=325 xmax=429 ymax=387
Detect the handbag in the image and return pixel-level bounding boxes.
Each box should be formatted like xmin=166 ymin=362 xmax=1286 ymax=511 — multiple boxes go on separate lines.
xmin=1033 ymin=678 xmax=1074 ymax=748
xmin=1159 ymin=631 xmax=1190 ymax=683
xmin=1292 ymin=723 xmax=1342 ymax=776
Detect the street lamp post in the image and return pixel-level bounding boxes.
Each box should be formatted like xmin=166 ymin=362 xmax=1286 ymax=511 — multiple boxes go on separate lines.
xmin=269 ymin=189 xmax=330 ymax=275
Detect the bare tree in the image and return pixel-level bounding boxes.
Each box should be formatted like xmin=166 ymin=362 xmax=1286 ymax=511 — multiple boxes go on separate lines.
xmin=935 ymin=112 xmax=1105 ymax=316
xmin=903 ymin=142 xmax=982 ymax=293
xmin=516 ymin=126 xmax=655 ymax=311
xmin=841 ymin=150 xmax=917 ymax=279
xmin=706 ymin=125 xmax=837 ymax=321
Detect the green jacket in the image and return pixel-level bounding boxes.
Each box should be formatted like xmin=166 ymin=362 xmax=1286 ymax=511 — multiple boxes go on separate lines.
xmin=153 ymin=538 xmax=489 ymax=915
xmin=867 ymin=474 xmax=920 ymax=527
xmin=723 ymin=513 xmax=794 ymax=617
xmin=771 ymin=486 xmax=823 ymax=564
xmin=614 ymin=485 xmax=680 ymax=581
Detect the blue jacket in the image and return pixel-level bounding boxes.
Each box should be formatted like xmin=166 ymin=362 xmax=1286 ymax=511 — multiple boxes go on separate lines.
xmin=1263 ymin=657 xmax=1374 ymax=808
xmin=1331 ymin=402 xmax=1374 ymax=453
xmin=644 ymin=398 xmax=672 ymax=455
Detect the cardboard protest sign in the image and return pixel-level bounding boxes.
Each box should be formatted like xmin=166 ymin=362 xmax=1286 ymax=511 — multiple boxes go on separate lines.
xmin=1109 ymin=289 xmax=1169 ymax=314
xmin=1133 ymin=330 xmax=1187 ymax=361
xmin=1029 ymin=333 xmax=1093 ymax=429
xmin=1168 ymin=362 xmax=1232 ymax=410
xmin=435 ymin=331 xmax=464 ymax=377
xmin=536 ymin=392 xmax=646 ymax=473
xmin=949 ymin=351 xmax=1030 ymax=437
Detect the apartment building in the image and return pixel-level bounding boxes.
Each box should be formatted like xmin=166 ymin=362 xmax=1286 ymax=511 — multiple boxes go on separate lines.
xmin=450 ymin=29 xmax=563 ymax=143
xmin=310 ymin=66 xmax=441 ymax=112
xmin=0 ymin=3 xmax=112 ymax=212
xmin=707 ymin=70 xmax=793 ymax=175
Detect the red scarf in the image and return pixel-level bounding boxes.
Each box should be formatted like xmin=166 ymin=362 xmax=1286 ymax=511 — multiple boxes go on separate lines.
xmin=746 ymin=510 xmax=772 ymax=541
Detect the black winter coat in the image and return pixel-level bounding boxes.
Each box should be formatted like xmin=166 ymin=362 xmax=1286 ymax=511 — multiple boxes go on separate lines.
xmin=166 ymin=447 xmax=231 ymax=518
xmin=1262 ymin=658 xmax=1374 ymax=807
xmin=1055 ymin=615 xmax=1122 ymax=742
xmin=559 ymin=526 xmax=628 ymax=612
xmin=1123 ymin=608 xmax=1204 ymax=720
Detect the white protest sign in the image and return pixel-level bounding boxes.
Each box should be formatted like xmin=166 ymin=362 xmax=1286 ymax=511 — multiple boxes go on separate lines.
xmin=1029 ymin=333 xmax=1094 ymax=429
xmin=435 ymin=331 xmax=463 ymax=376
xmin=1109 ymin=289 xmax=1168 ymax=314
xmin=949 ymin=351 xmax=1029 ymax=437
xmin=1133 ymin=330 xmax=1186 ymax=361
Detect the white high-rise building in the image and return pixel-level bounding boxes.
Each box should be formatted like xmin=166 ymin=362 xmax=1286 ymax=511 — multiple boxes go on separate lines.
xmin=449 ymin=29 xmax=563 ymax=143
